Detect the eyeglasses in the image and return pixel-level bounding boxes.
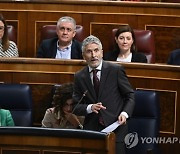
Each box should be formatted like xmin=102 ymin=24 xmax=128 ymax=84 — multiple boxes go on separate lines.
xmin=0 ymin=26 xmax=4 ymax=32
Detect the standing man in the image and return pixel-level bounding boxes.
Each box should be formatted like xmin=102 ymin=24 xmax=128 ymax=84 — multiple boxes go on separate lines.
xmin=73 ymin=35 xmax=135 ymax=154
xmin=37 ymin=16 xmax=82 ymax=59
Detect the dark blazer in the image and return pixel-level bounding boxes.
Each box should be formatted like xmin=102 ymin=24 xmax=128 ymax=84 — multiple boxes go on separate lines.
xmin=104 ymin=50 xmax=147 ymax=63
xmin=167 ymin=49 xmax=180 ymax=65
xmin=37 ymin=37 xmax=82 ymax=59
xmin=73 ymin=61 xmax=135 ymax=142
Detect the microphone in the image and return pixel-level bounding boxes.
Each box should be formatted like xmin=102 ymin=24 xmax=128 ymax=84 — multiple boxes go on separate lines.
xmin=65 ymin=90 xmax=88 ymax=129
xmin=71 ymin=90 xmax=88 ymax=114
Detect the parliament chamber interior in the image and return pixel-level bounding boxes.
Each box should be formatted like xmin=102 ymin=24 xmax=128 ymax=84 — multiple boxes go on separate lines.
xmin=0 ymin=0 xmax=180 ymax=154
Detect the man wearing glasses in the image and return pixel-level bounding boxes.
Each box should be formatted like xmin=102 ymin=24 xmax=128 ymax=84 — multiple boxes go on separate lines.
xmin=37 ymin=16 xmax=82 ymax=59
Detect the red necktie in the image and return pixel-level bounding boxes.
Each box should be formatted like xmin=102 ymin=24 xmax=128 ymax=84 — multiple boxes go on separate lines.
xmin=92 ymin=69 xmax=100 ymax=97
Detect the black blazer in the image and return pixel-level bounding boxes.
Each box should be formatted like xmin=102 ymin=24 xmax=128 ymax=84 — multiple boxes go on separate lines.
xmin=73 ymin=61 xmax=135 ymax=141
xmin=37 ymin=37 xmax=82 ymax=59
xmin=104 ymin=50 xmax=147 ymax=63
xmin=167 ymin=49 xmax=180 ymax=65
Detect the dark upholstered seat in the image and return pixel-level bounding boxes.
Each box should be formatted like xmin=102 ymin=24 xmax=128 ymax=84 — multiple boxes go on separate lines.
xmin=126 ymin=90 xmax=160 ymax=154
xmin=40 ymin=25 xmax=84 ymax=43
xmin=0 ymin=84 xmax=33 ymax=127
xmin=111 ymin=29 xmax=156 ymax=63
xmin=7 ymin=25 xmax=17 ymax=44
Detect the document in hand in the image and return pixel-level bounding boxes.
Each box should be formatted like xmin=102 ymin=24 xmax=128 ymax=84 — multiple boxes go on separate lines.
xmin=101 ymin=121 xmax=121 ymax=133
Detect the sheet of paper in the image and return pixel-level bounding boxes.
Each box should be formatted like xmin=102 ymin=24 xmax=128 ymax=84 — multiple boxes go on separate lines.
xmin=101 ymin=121 xmax=121 ymax=133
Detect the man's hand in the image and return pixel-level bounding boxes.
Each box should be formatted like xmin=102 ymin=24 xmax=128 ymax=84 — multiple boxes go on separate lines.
xmin=91 ymin=102 xmax=106 ymax=114
xmin=118 ymin=114 xmax=127 ymax=125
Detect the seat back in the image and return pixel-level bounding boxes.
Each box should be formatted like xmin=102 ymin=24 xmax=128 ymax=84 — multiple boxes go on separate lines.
xmin=7 ymin=25 xmax=17 ymax=44
xmin=0 ymin=84 xmax=33 ymax=127
xmin=111 ymin=29 xmax=155 ymax=63
xmin=126 ymin=90 xmax=160 ymax=154
xmin=40 ymin=25 xmax=84 ymax=43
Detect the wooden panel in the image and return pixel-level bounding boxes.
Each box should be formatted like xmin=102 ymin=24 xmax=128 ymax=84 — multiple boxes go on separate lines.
xmin=91 ymin=23 xmax=127 ymax=53
xmin=0 ymin=129 xmax=115 ymax=154
xmin=159 ymin=90 xmax=176 ymax=133
xmin=147 ymin=25 xmax=180 ymax=63
xmin=31 ymin=84 xmax=53 ymax=126
xmin=0 ymin=1 xmax=180 ymax=63
xmin=43 ymin=151 xmax=81 ymax=154
xmin=35 ymin=21 xmax=56 ymax=54
xmin=2 ymin=149 xmax=40 ymax=154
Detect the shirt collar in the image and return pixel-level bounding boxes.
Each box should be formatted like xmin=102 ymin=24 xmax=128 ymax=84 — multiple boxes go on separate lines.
xmin=57 ymin=40 xmax=72 ymax=51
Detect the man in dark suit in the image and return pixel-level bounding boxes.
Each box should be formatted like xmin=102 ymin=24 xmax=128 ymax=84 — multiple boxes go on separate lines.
xmin=37 ymin=16 xmax=82 ymax=59
xmin=167 ymin=49 xmax=180 ymax=65
xmin=73 ymin=35 xmax=135 ymax=154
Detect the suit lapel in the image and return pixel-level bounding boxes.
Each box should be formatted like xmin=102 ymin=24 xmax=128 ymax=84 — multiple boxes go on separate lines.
xmin=82 ymin=67 xmax=97 ymax=101
xmin=52 ymin=38 xmax=58 ymax=58
xmin=71 ymin=41 xmax=75 ymax=59
xmin=81 ymin=62 xmax=110 ymax=102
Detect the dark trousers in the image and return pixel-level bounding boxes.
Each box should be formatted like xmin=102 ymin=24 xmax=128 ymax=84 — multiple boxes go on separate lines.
xmin=97 ymin=124 xmax=126 ymax=154
xmin=114 ymin=124 xmax=128 ymax=154
xmin=84 ymin=116 xmax=127 ymax=154
xmin=116 ymin=141 xmax=126 ymax=154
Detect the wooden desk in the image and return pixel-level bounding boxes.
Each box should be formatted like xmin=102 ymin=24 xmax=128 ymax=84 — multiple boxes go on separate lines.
xmin=0 ymin=58 xmax=179 ymax=154
xmin=0 ymin=127 xmax=115 ymax=154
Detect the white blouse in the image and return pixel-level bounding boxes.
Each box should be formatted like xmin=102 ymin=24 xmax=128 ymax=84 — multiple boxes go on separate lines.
xmin=117 ymin=53 xmax=132 ymax=62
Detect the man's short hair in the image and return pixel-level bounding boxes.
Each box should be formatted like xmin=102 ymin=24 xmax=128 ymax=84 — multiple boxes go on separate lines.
xmin=82 ymin=35 xmax=102 ymax=52
xmin=57 ymin=16 xmax=76 ymax=30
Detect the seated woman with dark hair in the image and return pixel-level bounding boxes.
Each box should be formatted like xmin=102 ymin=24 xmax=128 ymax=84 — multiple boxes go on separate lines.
xmin=0 ymin=14 xmax=19 ymax=57
xmin=0 ymin=108 xmax=15 ymax=126
xmin=104 ymin=25 xmax=147 ymax=63
xmin=42 ymin=83 xmax=83 ymax=129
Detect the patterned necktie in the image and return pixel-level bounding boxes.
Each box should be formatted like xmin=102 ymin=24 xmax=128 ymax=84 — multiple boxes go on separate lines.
xmin=92 ymin=69 xmax=100 ymax=97
xmin=92 ymin=69 xmax=104 ymax=126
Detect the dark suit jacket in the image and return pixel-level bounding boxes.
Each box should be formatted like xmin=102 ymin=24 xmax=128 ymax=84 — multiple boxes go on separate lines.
xmin=167 ymin=49 xmax=180 ymax=65
xmin=104 ymin=50 xmax=147 ymax=63
xmin=73 ymin=61 xmax=135 ymax=142
xmin=37 ymin=37 xmax=82 ymax=59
